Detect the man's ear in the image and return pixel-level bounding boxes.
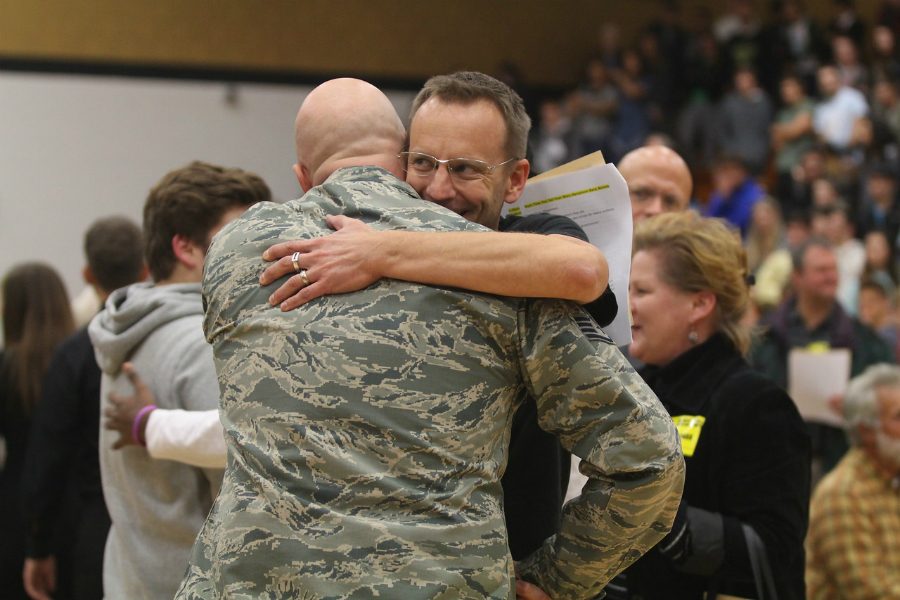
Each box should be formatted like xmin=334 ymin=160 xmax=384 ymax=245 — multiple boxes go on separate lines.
xmin=171 ymin=234 xmax=202 ymax=270
xmin=503 ymin=159 xmax=531 ymax=204
xmin=293 ymin=163 xmax=313 ymax=193
xmin=83 ymin=265 xmax=97 ymax=286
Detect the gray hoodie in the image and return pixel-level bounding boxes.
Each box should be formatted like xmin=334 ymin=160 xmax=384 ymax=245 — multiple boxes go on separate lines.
xmin=89 ymin=282 xmax=222 ymax=600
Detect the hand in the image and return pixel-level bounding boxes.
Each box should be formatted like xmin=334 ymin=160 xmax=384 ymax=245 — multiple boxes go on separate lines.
xmin=827 ymin=393 xmax=844 ymax=418
xmin=104 ymin=362 xmax=154 ymax=450
xmin=516 ymin=579 xmax=551 ymax=599
xmin=259 ymin=215 xmax=383 ymax=311
xmin=23 ymin=556 xmax=56 ymax=600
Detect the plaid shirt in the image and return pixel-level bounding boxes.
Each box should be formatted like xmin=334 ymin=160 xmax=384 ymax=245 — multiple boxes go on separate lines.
xmin=806 ymin=448 xmax=900 ymax=599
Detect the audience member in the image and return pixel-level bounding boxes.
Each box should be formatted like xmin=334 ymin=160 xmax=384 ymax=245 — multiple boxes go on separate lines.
xmin=753 ymin=209 xmax=812 ymax=312
xmin=705 ymin=155 xmax=764 ymax=237
xmin=716 ymin=67 xmax=773 ymax=174
xmin=87 ymin=162 xmax=268 ymax=599
xmin=771 ymin=0 xmax=827 ymax=92
xmin=176 ymin=77 xmax=684 ymax=600
xmin=0 ymin=263 xmax=74 ymax=600
xmin=569 ymin=58 xmax=619 ymax=157
xmin=878 ymin=0 xmax=900 ymax=37
xmin=813 ymin=64 xmax=869 ymax=153
xmin=677 ymin=28 xmax=724 ymax=169
xmin=806 ymin=364 xmax=900 ymax=598
xmin=863 ymin=229 xmax=898 ymax=283
xmin=832 ymin=35 xmax=869 ymax=92
xmin=784 ymin=145 xmax=830 ymax=211
xmin=871 ymin=25 xmax=900 ymax=82
xmin=618 ymin=144 xmax=693 ymax=223
xmin=870 ymin=78 xmax=900 ymax=159
xmin=21 ymin=217 xmax=145 ymax=600
xmin=746 ymin=196 xmax=786 ymax=274
xmin=609 ymin=48 xmax=654 ymax=162
xmin=830 ymin=0 xmax=867 ymax=48
xmin=858 ymin=276 xmax=900 ymax=358
xmin=857 ymin=163 xmax=900 ymax=245
xmin=530 ymin=98 xmax=573 ymax=174
xmin=772 ymin=73 xmax=817 ymax=203
xmin=607 ymin=211 xmax=810 ymax=599
xmin=751 ymin=238 xmax=893 ymax=476
xmin=812 ymin=201 xmax=865 ymax=314
xmin=595 ymin=22 xmax=624 ymax=70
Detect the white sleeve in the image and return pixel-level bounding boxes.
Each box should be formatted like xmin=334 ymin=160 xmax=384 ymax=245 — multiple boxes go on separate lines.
xmin=144 ymin=408 xmax=227 ymax=469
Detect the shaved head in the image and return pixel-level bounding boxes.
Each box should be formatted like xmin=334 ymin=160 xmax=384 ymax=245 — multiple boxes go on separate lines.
xmin=293 ymin=78 xmax=406 ymax=189
xmin=618 ymin=145 xmax=693 ymax=222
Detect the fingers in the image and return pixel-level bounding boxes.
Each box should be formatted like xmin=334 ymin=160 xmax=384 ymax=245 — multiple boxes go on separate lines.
xmin=121 ymin=363 xmax=150 ymax=397
xmin=260 ymin=252 xmax=307 ymax=286
xmin=326 ymin=215 xmax=358 ymax=230
xmin=107 ymin=392 xmax=125 ymax=409
xmin=279 ymin=282 xmax=326 ymax=312
xmin=268 ymin=272 xmax=314 ymax=306
xmin=262 ymin=239 xmax=312 ymax=262
xmin=326 ymin=215 xmax=372 ymax=232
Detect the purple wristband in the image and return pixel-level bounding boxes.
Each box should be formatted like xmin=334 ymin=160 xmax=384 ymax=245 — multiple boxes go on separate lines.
xmin=132 ymin=404 xmax=157 ymax=447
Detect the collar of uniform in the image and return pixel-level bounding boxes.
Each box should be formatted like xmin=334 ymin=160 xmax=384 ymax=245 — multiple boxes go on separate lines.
xmin=324 ymin=166 xmax=419 ymax=199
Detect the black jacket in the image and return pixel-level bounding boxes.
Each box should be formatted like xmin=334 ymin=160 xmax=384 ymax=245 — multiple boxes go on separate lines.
xmin=497 ymin=213 xmax=617 ymax=559
xmin=619 ymin=334 xmax=810 ymax=599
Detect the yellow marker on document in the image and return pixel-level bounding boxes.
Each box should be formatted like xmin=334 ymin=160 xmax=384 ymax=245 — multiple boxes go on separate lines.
xmin=673 ymin=415 xmax=706 ymax=457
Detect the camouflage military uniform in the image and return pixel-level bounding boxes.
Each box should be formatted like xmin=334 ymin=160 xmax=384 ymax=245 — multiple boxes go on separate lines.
xmin=177 ymin=167 xmax=684 ymax=600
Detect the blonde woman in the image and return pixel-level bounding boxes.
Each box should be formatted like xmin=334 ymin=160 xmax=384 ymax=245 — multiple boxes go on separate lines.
xmin=609 ymin=212 xmax=810 ymax=599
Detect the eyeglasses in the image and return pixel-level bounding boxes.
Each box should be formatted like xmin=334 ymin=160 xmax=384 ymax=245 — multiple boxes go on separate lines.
xmin=398 ymin=151 xmax=518 ymax=182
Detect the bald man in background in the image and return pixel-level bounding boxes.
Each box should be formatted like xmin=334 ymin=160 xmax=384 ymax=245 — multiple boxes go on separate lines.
xmin=618 ymin=144 xmax=693 ymax=222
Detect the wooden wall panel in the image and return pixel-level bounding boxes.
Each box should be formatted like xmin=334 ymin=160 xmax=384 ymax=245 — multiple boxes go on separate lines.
xmin=0 ymin=0 xmax=883 ymax=87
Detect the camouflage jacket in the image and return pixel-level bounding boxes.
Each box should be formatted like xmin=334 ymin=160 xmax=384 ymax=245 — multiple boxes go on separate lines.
xmin=177 ymin=167 xmax=684 ymax=600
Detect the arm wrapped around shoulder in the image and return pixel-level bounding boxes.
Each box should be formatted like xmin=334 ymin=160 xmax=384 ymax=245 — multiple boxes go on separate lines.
xmin=514 ymin=299 xmax=686 ymax=599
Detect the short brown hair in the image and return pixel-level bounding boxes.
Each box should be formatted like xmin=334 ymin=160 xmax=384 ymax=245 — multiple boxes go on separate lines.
xmin=84 ymin=216 xmax=145 ymax=293
xmin=633 ymin=211 xmax=752 ymax=354
xmin=410 ymin=71 xmax=531 ymax=159
xmin=143 ymin=161 xmax=271 ymax=281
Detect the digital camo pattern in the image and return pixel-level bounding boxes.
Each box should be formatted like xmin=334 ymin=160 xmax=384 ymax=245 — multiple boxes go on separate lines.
xmin=177 ymin=167 xmax=684 ymax=600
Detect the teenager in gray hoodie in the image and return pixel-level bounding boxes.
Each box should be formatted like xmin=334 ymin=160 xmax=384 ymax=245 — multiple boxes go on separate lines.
xmin=88 ymin=161 xmax=269 ymax=599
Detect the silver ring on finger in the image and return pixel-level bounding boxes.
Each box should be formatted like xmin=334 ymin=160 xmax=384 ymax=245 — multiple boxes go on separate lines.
xmin=291 ymin=251 xmax=302 ymax=273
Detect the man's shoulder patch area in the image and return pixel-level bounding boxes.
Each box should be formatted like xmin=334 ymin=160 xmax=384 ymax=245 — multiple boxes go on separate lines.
xmin=573 ymin=312 xmax=614 ymax=345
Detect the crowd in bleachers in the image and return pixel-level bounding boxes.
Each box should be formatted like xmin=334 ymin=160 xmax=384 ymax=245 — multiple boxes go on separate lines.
xmin=527 ymin=0 xmax=900 ymax=350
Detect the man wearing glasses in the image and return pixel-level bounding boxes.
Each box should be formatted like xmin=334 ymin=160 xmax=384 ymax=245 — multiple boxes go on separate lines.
xmin=262 ymin=72 xmax=619 ymax=567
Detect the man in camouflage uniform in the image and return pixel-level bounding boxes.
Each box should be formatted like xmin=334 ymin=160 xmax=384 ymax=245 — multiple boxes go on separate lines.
xmin=177 ymin=78 xmax=684 ymax=600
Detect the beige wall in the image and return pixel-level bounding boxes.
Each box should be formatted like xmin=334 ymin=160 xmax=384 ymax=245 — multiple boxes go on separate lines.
xmin=0 ymin=0 xmax=883 ymax=87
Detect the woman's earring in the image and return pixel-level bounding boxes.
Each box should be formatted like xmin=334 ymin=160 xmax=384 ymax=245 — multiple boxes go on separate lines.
xmin=688 ymin=330 xmax=699 ymax=344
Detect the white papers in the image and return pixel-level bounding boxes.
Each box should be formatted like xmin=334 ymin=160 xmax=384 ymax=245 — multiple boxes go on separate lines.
xmin=787 ymin=348 xmax=851 ymax=427
xmin=504 ymin=161 xmax=633 ymax=345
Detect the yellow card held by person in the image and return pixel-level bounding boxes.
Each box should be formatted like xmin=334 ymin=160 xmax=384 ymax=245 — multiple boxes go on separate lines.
xmin=673 ymin=415 xmax=706 ymax=457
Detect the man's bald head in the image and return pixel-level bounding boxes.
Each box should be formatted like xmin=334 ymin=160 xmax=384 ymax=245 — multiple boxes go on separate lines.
xmin=618 ymin=145 xmax=693 ymax=222
xmin=293 ymin=78 xmax=406 ymax=190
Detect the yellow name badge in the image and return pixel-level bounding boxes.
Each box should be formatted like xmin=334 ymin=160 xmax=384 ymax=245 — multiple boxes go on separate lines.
xmin=673 ymin=415 xmax=706 ymax=457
